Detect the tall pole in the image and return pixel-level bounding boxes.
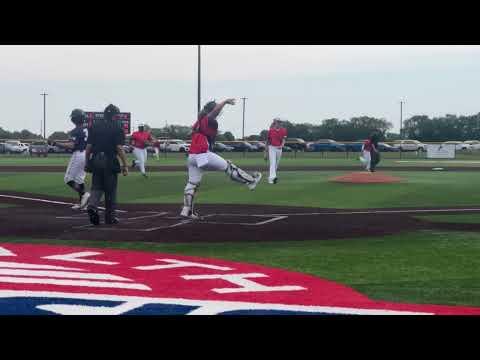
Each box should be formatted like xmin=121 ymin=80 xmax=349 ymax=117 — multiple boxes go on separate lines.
xmin=241 ymin=97 xmax=247 ymax=140
xmin=41 ymin=92 xmax=48 ymax=139
xmin=197 ymin=45 xmax=201 ymax=116
xmin=400 ymin=100 xmax=403 ymax=138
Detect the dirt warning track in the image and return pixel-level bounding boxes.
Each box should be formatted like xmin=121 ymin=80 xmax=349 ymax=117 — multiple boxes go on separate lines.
xmin=2 ymin=191 xmax=480 ymax=243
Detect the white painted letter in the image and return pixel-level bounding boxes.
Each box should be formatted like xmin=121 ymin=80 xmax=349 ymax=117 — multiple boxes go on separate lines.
xmin=134 ymin=259 xmax=233 ymax=271
xmin=182 ymin=273 xmax=306 ymax=294
xmin=42 ymin=252 xmax=118 ymax=265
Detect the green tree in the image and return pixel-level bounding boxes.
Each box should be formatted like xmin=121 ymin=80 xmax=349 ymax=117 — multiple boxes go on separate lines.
xmin=48 ymin=131 xmax=69 ymax=140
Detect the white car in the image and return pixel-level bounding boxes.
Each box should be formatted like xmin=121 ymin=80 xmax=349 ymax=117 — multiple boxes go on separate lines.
xmin=159 ymin=139 xmax=190 ymax=152
xmin=463 ymin=140 xmax=480 ymax=150
xmin=442 ymin=141 xmax=472 ymax=151
xmin=392 ymin=140 xmax=427 ymax=152
xmin=4 ymin=140 xmax=27 ymax=154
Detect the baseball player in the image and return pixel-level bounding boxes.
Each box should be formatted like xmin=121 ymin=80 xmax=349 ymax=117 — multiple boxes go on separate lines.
xmin=359 ymin=132 xmax=380 ymax=172
xmin=180 ymin=99 xmax=262 ymax=219
xmin=264 ymin=118 xmax=287 ymax=184
xmin=50 ymin=109 xmax=90 ymax=210
xmin=130 ymin=123 xmax=154 ymax=178
xmin=153 ymin=139 xmax=161 ymax=160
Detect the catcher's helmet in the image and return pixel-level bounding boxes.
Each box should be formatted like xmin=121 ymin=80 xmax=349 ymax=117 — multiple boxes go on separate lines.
xmin=70 ymin=108 xmax=86 ymax=125
xmin=104 ymin=104 xmax=120 ymax=121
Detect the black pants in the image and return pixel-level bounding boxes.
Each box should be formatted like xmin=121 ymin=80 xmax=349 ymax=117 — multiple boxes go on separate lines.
xmin=371 ymin=151 xmax=381 ymax=171
xmin=88 ymin=169 xmax=118 ymax=220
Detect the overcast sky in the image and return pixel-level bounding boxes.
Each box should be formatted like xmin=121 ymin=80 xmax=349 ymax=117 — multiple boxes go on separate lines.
xmin=1 ymin=45 xmax=479 ymax=138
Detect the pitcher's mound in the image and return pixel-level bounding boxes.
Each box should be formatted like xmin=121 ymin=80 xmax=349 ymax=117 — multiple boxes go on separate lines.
xmin=330 ymin=172 xmax=404 ymax=184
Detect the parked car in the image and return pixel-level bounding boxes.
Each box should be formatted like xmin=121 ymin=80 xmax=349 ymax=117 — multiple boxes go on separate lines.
xmin=228 ymin=141 xmax=256 ymax=152
xmin=159 ymin=139 xmax=190 ymax=152
xmin=463 ymin=140 xmax=480 ymax=150
xmin=378 ymin=142 xmax=400 ymax=152
xmin=344 ymin=141 xmax=364 ymax=152
xmin=4 ymin=140 xmax=27 ymax=154
xmin=29 ymin=141 xmax=49 ymax=157
xmin=307 ymin=139 xmax=346 ymax=152
xmin=213 ymin=142 xmax=234 ymax=152
xmin=392 ymin=140 xmax=427 ymax=152
xmin=442 ymin=141 xmax=471 ymax=151
xmin=282 ymin=145 xmax=293 ymax=152
xmin=247 ymin=141 xmax=266 ymax=151
xmin=0 ymin=143 xmax=6 ymax=154
xmin=285 ymin=138 xmax=307 ymax=151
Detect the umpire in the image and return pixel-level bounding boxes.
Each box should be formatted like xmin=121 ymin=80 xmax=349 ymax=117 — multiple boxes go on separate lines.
xmin=370 ymin=131 xmax=382 ymax=172
xmin=85 ymin=104 xmax=129 ymax=225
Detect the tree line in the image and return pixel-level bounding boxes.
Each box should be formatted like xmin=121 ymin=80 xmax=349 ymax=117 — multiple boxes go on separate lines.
xmin=403 ymin=114 xmax=480 ymax=141
xmin=3 ymin=112 xmax=480 ymax=142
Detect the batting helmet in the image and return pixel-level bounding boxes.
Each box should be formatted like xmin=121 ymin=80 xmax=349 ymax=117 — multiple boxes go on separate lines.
xmin=70 ymin=109 xmax=86 ymax=125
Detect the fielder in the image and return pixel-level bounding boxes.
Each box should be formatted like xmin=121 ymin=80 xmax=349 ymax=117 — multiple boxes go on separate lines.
xmin=264 ymin=118 xmax=287 ymax=184
xmin=180 ymin=99 xmax=262 ymax=219
xmin=130 ymin=123 xmax=154 ymax=178
xmin=50 ymin=109 xmax=90 ymax=210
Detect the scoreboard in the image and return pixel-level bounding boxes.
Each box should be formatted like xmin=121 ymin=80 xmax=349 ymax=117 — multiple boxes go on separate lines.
xmin=85 ymin=112 xmax=131 ymax=135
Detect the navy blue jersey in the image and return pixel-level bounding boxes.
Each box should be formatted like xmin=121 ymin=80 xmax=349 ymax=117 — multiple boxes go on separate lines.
xmin=70 ymin=127 xmax=88 ymax=152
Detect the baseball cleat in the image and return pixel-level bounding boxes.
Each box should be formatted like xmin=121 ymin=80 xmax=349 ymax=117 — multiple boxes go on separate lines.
xmin=105 ymin=217 xmax=120 ymax=225
xmin=180 ymin=207 xmax=202 ymax=220
xmin=79 ymin=192 xmax=90 ymax=209
xmin=88 ymin=208 xmax=100 ymax=226
xmin=131 ymin=160 xmax=136 ymax=169
xmin=248 ymin=172 xmax=262 ymax=190
xmin=273 ymin=177 xmax=278 ymax=184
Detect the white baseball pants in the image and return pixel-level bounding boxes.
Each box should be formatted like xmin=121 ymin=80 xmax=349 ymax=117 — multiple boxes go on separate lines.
xmin=64 ymin=150 xmax=86 ymax=184
xmin=360 ymin=150 xmax=371 ymax=170
xmin=133 ymin=147 xmax=147 ymax=174
xmin=268 ymin=145 xmax=283 ymax=182
xmin=187 ymin=152 xmax=228 ymax=184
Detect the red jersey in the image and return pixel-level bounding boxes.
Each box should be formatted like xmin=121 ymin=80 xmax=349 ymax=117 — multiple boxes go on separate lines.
xmin=131 ymin=131 xmax=152 ymax=149
xmin=189 ymin=116 xmax=218 ymax=154
xmin=363 ymin=139 xmax=374 ymax=152
xmin=268 ymin=127 xmax=287 ymax=147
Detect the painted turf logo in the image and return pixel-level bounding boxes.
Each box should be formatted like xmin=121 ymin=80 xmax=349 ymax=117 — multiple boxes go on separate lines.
xmin=1 ymin=243 xmax=480 ymax=315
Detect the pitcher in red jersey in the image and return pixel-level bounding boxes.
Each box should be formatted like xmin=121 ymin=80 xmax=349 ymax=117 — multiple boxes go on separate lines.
xmin=180 ymin=99 xmax=263 ymax=219
xmin=265 ymin=118 xmax=287 ymax=184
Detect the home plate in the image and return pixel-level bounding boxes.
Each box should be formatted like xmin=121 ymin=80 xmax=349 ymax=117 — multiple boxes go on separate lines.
xmin=329 ymin=172 xmax=404 ymax=184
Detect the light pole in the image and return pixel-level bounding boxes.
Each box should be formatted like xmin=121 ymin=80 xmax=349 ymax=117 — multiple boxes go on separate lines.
xmin=197 ymin=45 xmax=201 ymax=116
xmin=400 ymin=100 xmax=404 ymax=139
xmin=41 ymin=92 xmax=48 ymax=139
xmin=241 ymin=97 xmax=247 ymax=140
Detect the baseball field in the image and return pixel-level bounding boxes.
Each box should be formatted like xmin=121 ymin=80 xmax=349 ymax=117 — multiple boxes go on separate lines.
xmin=1 ymin=152 xmax=480 ymax=313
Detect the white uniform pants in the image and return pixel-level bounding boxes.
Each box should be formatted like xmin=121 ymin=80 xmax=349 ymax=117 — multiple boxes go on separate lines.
xmin=187 ymin=152 xmax=228 ymax=185
xmin=154 ymin=147 xmax=160 ymax=160
xmin=133 ymin=147 xmax=147 ymax=174
xmin=268 ymin=145 xmax=283 ymax=182
xmin=361 ymin=150 xmax=372 ymax=170
xmin=64 ymin=150 xmax=86 ymax=184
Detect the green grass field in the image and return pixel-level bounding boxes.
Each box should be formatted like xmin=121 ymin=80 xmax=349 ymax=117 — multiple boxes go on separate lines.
xmin=1 ymin=158 xmax=480 ymax=309
xmin=2 ymin=170 xmax=480 ymax=209
xmin=3 ymin=151 xmax=480 ymax=168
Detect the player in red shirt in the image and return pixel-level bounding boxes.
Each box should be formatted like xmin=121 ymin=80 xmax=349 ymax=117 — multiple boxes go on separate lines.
xmin=180 ymin=98 xmax=263 ymax=219
xmin=130 ymin=124 xmax=154 ymax=178
xmin=265 ymin=118 xmax=288 ymax=184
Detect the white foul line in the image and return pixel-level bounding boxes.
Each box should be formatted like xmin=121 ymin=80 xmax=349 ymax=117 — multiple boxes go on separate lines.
xmin=0 ymin=194 xmax=127 ymax=213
